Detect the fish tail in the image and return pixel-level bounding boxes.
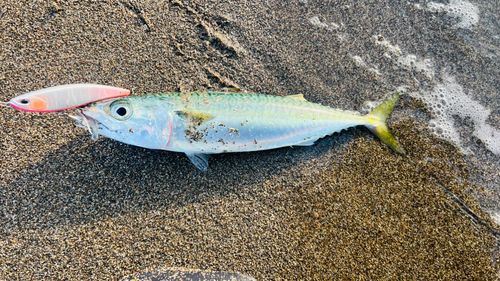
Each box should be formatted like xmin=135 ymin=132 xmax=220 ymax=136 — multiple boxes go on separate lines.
xmin=365 ymin=93 xmax=405 ymax=154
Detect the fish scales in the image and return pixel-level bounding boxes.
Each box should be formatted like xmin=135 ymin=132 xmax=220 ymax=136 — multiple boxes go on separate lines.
xmin=164 ymin=92 xmax=367 ymax=153
xmin=77 ymin=92 xmax=403 ymax=171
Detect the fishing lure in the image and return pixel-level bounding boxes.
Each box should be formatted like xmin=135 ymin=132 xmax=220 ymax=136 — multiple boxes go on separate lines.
xmin=7 ymin=84 xmax=130 ymax=112
xmin=73 ymin=92 xmax=404 ymax=172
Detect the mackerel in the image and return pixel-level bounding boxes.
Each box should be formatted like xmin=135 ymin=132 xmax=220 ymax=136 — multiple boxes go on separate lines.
xmin=75 ymin=92 xmax=403 ymax=171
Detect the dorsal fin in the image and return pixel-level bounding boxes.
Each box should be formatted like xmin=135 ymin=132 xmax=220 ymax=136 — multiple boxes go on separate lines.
xmin=175 ymin=110 xmax=214 ymax=125
xmin=286 ymin=94 xmax=307 ymax=101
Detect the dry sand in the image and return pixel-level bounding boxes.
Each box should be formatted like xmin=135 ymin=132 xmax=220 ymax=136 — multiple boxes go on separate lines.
xmin=1 ymin=0 xmax=499 ymax=280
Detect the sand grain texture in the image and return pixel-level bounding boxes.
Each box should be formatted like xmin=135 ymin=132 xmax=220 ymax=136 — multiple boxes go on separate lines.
xmin=1 ymin=0 xmax=499 ymax=280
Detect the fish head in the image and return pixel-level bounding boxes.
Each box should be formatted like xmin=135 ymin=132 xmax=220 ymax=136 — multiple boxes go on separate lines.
xmin=76 ymin=98 xmax=173 ymax=149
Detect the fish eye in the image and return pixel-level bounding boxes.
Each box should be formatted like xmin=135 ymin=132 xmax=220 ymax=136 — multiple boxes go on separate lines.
xmin=116 ymin=107 xmax=127 ymax=116
xmin=110 ymin=101 xmax=132 ymax=120
xmin=20 ymin=98 xmax=29 ymax=104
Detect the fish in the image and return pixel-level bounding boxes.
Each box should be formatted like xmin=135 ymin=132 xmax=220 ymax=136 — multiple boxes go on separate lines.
xmin=7 ymin=84 xmax=130 ymax=112
xmin=73 ymin=92 xmax=404 ymax=172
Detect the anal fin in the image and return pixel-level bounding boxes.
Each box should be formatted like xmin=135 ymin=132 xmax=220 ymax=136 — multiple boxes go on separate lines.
xmin=185 ymin=153 xmax=210 ymax=172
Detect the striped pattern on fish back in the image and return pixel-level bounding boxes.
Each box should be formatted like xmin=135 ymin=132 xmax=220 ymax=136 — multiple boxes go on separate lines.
xmin=144 ymin=92 xmax=361 ymax=121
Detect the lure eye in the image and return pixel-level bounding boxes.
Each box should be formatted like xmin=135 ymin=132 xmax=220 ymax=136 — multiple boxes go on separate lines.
xmin=16 ymin=96 xmax=46 ymax=110
xmin=110 ymin=102 xmax=132 ymax=120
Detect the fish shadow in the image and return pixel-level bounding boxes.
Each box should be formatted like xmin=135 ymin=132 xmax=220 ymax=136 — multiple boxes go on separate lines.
xmin=1 ymin=130 xmax=356 ymax=234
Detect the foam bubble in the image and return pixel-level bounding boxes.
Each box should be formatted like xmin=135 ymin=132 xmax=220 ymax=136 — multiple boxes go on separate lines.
xmin=427 ymin=0 xmax=479 ymax=29
xmin=329 ymin=22 xmax=340 ymax=29
xmin=490 ymin=212 xmax=500 ymax=226
xmin=309 ymin=16 xmax=329 ymax=29
xmin=309 ymin=16 xmax=340 ymax=31
xmin=410 ymin=74 xmax=500 ymax=155
xmin=351 ymin=55 xmax=367 ymax=67
xmin=396 ymin=86 xmax=408 ymax=94
xmin=397 ymin=55 xmax=435 ymax=78
xmin=350 ymin=55 xmax=381 ymax=75
xmin=372 ymin=35 xmax=401 ymax=57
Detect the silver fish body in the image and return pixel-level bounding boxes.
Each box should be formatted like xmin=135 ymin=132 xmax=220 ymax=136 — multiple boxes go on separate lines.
xmin=78 ymin=92 xmax=403 ymax=171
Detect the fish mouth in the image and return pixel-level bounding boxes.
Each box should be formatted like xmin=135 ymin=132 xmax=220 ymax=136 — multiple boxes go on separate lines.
xmin=69 ymin=109 xmax=100 ymax=141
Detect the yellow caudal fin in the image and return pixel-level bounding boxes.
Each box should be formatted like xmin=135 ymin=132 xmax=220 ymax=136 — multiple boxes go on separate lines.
xmin=366 ymin=93 xmax=405 ymax=154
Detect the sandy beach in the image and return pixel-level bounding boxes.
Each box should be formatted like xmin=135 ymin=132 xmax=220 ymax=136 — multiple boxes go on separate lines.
xmin=1 ymin=0 xmax=499 ymax=280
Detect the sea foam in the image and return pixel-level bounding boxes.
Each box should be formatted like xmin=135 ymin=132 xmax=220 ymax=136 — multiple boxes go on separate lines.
xmin=410 ymin=74 xmax=500 ymax=155
xmin=372 ymin=35 xmax=499 ymax=155
xmin=427 ymin=0 xmax=480 ymax=29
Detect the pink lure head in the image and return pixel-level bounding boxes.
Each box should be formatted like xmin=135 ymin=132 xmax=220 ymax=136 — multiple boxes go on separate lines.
xmin=8 ymin=84 xmax=131 ymax=112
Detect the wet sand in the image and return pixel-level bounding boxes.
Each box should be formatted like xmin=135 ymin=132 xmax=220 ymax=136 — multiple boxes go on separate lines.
xmin=1 ymin=0 xmax=499 ymax=280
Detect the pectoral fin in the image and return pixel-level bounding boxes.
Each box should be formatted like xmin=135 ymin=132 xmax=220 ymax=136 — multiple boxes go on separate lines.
xmin=185 ymin=153 xmax=210 ymax=172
